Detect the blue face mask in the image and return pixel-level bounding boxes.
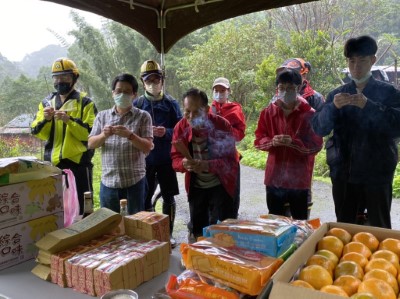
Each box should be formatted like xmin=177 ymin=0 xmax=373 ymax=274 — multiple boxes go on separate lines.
xmin=113 ymin=93 xmax=132 ymax=109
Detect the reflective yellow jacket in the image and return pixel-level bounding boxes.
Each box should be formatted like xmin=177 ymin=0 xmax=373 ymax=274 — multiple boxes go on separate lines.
xmin=31 ymin=90 xmax=97 ymax=166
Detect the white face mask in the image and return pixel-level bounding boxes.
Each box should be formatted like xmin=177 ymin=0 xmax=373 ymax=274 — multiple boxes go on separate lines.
xmin=272 ymin=90 xmax=287 ymax=103
xmin=145 ymin=82 xmax=162 ymax=96
xmin=349 ymin=71 xmax=372 ymax=84
xmin=113 ymin=93 xmax=132 ymax=109
xmin=213 ymin=91 xmax=229 ymax=103
xmin=283 ymin=90 xmax=297 ymax=104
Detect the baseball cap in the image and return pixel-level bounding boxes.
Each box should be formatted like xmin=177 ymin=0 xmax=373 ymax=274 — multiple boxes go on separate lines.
xmin=276 ymin=58 xmax=309 ymax=75
xmin=212 ymin=77 xmax=230 ymax=89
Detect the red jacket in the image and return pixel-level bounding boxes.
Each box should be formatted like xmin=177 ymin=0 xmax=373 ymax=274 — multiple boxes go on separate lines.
xmin=211 ymin=101 xmax=246 ymax=142
xmin=171 ymin=113 xmax=239 ymax=198
xmin=254 ymin=97 xmax=323 ymax=189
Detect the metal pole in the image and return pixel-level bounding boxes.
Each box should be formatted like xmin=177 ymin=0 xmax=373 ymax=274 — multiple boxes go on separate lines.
xmin=394 ymin=57 xmax=398 ymax=88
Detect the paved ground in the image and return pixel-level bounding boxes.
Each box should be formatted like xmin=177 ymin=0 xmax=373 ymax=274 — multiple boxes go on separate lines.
xmin=154 ymin=164 xmax=400 ymax=245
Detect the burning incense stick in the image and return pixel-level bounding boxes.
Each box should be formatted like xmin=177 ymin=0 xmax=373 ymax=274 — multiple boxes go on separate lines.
xmin=172 ymin=139 xmax=193 ymax=160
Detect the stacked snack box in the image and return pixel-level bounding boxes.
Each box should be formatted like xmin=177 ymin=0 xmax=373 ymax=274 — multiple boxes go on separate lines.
xmin=124 ymin=211 xmax=170 ymax=244
xmin=181 ymin=237 xmax=284 ymax=296
xmin=0 ymin=157 xmax=63 ymax=270
xmin=177 ymin=216 xmax=306 ymax=297
xmin=203 ymin=218 xmax=298 ymax=257
xmin=33 ymin=208 xmax=170 ymax=297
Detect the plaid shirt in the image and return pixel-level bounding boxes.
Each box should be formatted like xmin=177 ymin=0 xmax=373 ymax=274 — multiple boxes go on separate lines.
xmin=90 ymin=106 xmax=153 ymax=188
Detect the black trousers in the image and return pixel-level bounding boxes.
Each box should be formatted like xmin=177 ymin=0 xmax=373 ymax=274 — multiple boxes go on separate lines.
xmin=144 ymin=164 xmax=179 ymax=211
xmin=189 ymin=185 xmax=235 ymax=237
xmin=233 ymin=163 xmax=241 ymax=218
xmin=331 ymin=179 xmax=392 ymax=229
xmin=266 ymin=186 xmax=308 ymax=220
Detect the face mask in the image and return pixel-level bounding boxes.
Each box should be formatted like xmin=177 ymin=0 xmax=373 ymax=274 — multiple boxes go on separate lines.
xmin=54 ymin=82 xmax=73 ymax=95
xmin=113 ymin=93 xmax=132 ymax=109
xmin=145 ymin=82 xmax=162 ymax=96
xmin=272 ymin=90 xmax=286 ymax=103
xmin=213 ymin=91 xmax=228 ymax=103
xmin=283 ymin=90 xmax=297 ymax=104
xmin=349 ymin=71 xmax=372 ymax=84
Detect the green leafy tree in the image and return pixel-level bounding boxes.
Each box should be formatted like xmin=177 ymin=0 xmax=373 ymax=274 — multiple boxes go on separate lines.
xmin=0 ymin=74 xmax=47 ymax=124
xmin=67 ymin=12 xmax=160 ymax=110
xmin=178 ymin=19 xmax=277 ymax=121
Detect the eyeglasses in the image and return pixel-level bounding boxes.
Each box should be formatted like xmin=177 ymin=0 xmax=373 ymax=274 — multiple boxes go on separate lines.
xmin=277 ymin=84 xmax=298 ymax=92
xmin=113 ymin=88 xmax=133 ymax=94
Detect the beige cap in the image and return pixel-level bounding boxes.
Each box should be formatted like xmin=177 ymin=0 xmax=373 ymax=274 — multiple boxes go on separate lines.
xmin=212 ymin=77 xmax=230 ymax=89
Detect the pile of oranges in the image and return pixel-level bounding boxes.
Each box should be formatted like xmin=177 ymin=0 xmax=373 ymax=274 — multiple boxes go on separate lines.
xmin=290 ymin=227 xmax=400 ymax=299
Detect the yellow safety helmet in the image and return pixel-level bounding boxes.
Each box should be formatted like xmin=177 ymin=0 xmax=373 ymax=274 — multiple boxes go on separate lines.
xmin=51 ymin=58 xmax=79 ymax=77
xmin=140 ymin=60 xmax=163 ymax=80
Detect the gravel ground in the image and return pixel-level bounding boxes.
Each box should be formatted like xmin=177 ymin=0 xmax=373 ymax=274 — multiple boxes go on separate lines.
xmin=154 ymin=164 xmax=400 ymax=245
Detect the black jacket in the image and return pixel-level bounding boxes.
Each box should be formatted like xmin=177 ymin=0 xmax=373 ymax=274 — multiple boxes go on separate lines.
xmin=312 ymin=77 xmax=400 ymax=184
xmin=133 ymin=93 xmax=182 ymax=165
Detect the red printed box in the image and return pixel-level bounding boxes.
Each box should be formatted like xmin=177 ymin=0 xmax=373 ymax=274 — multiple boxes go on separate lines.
xmin=125 ymin=211 xmax=170 ymax=244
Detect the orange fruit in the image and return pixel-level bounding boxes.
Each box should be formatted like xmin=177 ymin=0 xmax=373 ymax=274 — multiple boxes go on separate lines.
xmin=398 ymin=272 xmax=400 ymax=288
xmin=327 ymin=227 xmax=353 ymax=245
xmin=363 ymin=268 xmax=399 ymax=295
xmin=316 ymin=249 xmax=340 ymax=267
xmin=371 ymin=250 xmax=400 ymax=272
xmin=334 ymin=275 xmax=362 ymax=296
xmin=298 ymin=265 xmax=333 ymax=290
xmin=352 ymin=232 xmax=380 ymax=253
xmin=320 ymin=285 xmax=349 ymax=297
xmin=341 ymin=252 xmax=369 ymax=269
xmin=379 ymin=238 xmax=400 ymax=258
xmin=290 ymin=279 xmax=315 ymax=289
xmin=344 ymin=241 xmax=372 ymax=259
xmin=350 ymin=293 xmax=377 ymax=299
xmin=365 ymin=258 xmax=398 ymax=277
xmin=306 ymin=254 xmax=335 ymax=277
xmin=335 ymin=261 xmax=364 ymax=280
xmin=318 ymin=235 xmax=344 ymax=258
xmin=357 ymin=278 xmax=396 ymax=299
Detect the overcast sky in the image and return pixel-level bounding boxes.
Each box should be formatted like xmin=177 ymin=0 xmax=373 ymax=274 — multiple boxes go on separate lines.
xmin=0 ymin=0 xmax=103 ymax=61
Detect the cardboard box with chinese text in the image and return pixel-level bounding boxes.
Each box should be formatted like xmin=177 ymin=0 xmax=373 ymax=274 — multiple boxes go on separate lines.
xmin=0 ymin=212 xmax=64 ymax=270
xmin=265 ymin=222 xmax=400 ymax=299
xmin=0 ymin=174 xmax=63 ymax=229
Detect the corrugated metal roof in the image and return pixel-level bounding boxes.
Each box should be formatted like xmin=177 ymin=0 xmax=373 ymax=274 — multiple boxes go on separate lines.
xmin=0 ymin=127 xmax=31 ymax=134
xmin=3 ymin=114 xmax=35 ymax=128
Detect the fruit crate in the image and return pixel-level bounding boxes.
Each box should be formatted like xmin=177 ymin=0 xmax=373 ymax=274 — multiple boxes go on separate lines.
xmin=263 ymin=222 xmax=400 ymax=299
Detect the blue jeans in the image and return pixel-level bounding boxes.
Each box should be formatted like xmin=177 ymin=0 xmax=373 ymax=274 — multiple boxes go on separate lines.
xmin=100 ymin=177 xmax=146 ymax=215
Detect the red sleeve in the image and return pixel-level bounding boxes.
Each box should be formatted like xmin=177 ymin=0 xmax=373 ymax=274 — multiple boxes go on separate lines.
xmin=171 ymin=120 xmax=190 ymax=173
xmin=228 ymin=103 xmax=246 ymax=142
xmin=254 ymin=108 xmax=274 ymax=152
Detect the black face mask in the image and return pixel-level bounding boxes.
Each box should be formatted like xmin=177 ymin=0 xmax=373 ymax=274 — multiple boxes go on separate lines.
xmin=54 ymin=82 xmax=73 ymax=95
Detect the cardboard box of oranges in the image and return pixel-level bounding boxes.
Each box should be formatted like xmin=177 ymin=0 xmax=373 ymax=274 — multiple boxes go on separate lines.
xmin=263 ymin=222 xmax=400 ymax=299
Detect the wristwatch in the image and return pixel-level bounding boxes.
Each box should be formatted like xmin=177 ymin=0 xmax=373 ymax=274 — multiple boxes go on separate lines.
xmin=128 ymin=133 xmax=135 ymax=141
